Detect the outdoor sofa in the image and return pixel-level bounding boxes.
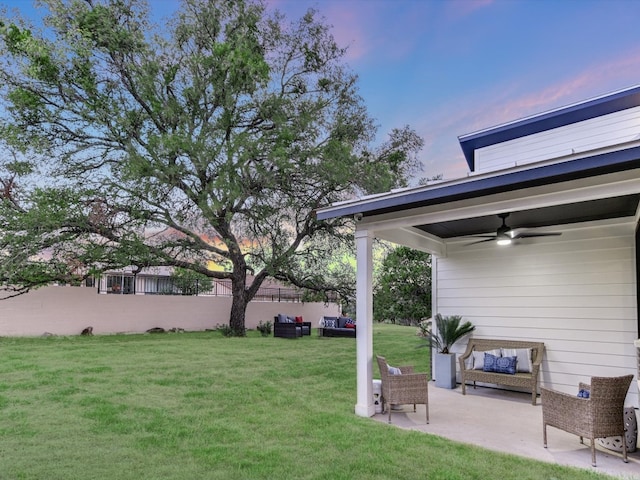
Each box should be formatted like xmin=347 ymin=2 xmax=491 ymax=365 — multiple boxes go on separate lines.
xmin=318 ymin=316 xmax=356 ymax=337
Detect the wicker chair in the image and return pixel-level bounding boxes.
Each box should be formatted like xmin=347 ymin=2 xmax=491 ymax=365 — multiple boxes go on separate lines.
xmin=541 ymin=375 xmax=633 ymax=467
xmin=376 ymin=355 xmax=429 ymax=424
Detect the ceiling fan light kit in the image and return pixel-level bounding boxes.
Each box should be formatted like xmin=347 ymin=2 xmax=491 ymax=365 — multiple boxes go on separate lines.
xmin=496 ymin=236 xmax=512 ymax=246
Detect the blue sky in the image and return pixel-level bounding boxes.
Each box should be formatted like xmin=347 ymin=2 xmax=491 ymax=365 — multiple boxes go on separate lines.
xmin=4 ymin=0 xmax=639 ymax=182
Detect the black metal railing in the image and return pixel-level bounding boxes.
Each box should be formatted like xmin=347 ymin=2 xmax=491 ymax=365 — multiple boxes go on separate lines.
xmin=95 ymin=275 xmax=338 ymax=303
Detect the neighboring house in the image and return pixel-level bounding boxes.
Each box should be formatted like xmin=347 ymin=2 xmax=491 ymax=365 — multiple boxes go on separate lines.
xmin=96 ymin=266 xmax=318 ymax=302
xmin=317 ymin=85 xmax=640 ymax=417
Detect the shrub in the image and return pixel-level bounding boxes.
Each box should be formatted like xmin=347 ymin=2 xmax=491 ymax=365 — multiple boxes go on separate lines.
xmin=215 ymin=324 xmax=235 ymax=337
xmin=256 ymin=320 xmax=272 ymax=337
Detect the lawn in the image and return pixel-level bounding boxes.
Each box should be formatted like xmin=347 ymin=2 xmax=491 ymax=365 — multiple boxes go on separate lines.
xmin=0 ymin=323 xmax=610 ymax=480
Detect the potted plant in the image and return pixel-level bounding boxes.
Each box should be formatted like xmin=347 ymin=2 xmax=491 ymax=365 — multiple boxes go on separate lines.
xmin=419 ymin=313 xmax=475 ymax=389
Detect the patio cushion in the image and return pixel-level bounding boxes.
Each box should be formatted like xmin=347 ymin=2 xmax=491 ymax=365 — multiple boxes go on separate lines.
xmin=337 ymin=317 xmax=353 ymax=328
xmin=472 ymin=349 xmax=501 ymax=370
xmin=388 ymin=365 xmax=402 ymax=375
xmin=483 ymin=354 xmax=517 ymax=374
xmin=324 ymin=318 xmax=337 ymax=328
xmin=502 ymin=348 xmax=533 ymax=373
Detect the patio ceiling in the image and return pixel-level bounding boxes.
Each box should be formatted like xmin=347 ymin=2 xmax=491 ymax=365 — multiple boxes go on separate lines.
xmin=317 ymin=147 xmax=640 ymax=254
xmin=415 ymin=194 xmax=640 ymax=239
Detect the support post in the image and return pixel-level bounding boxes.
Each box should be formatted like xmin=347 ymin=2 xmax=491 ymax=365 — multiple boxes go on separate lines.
xmin=354 ymin=228 xmax=375 ymax=417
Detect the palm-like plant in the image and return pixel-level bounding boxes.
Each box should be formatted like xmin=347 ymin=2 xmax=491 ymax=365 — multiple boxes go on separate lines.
xmin=420 ymin=313 xmax=475 ymax=354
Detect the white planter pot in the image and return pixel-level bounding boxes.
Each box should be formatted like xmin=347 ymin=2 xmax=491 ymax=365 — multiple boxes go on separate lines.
xmin=434 ymin=352 xmax=457 ymax=389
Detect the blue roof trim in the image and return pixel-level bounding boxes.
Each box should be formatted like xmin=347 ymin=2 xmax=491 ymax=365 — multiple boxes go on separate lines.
xmin=459 ymin=85 xmax=640 ymax=171
xmin=316 ymin=146 xmax=640 ymax=220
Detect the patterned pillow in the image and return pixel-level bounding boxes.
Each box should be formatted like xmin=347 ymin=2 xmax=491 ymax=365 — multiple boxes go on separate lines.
xmin=472 ymin=349 xmax=501 ymax=370
xmin=483 ymin=353 xmax=498 ymax=372
xmin=502 ymin=348 xmax=532 ymax=373
xmin=323 ymin=318 xmax=337 ymax=328
xmin=496 ymin=355 xmax=518 ymax=374
xmin=484 ymin=353 xmax=517 ymax=374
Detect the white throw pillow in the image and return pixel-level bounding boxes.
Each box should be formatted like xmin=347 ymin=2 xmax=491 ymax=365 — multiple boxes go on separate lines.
xmin=502 ymin=348 xmax=533 ymax=373
xmin=472 ymin=349 xmax=501 ymax=370
xmin=388 ymin=365 xmax=402 ymax=375
xmin=464 ymin=354 xmax=474 ymax=370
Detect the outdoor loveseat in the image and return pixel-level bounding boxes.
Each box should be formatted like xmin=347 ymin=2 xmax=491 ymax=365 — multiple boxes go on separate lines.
xmin=318 ymin=316 xmax=356 ymax=337
xmin=459 ymin=338 xmax=545 ymax=405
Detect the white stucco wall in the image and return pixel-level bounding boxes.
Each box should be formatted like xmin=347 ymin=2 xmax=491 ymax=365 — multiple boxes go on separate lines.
xmin=0 ymin=287 xmax=339 ymax=336
xmin=435 ymin=225 xmax=638 ymax=407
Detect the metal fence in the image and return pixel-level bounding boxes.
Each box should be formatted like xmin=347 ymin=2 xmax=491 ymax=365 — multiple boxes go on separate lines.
xmin=99 ymin=275 xmax=338 ymax=303
xmin=200 ymin=281 xmax=305 ymax=303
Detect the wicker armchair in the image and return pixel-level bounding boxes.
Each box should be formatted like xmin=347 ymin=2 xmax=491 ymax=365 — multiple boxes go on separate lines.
xmin=376 ymin=355 xmax=429 ymax=424
xmin=541 ymin=375 xmax=633 ymax=467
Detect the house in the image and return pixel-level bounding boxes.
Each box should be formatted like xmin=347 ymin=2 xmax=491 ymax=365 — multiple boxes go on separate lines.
xmin=96 ymin=266 xmax=320 ymax=302
xmin=317 ymin=85 xmax=640 ymax=417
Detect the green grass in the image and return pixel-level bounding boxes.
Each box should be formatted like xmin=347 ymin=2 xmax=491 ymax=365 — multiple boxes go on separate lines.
xmin=0 ymin=324 xmax=610 ymax=479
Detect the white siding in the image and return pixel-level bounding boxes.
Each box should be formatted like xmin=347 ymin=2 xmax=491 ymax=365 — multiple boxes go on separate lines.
xmin=475 ymin=105 xmax=640 ymax=174
xmin=435 ymin=227 xmax=638 ymax=407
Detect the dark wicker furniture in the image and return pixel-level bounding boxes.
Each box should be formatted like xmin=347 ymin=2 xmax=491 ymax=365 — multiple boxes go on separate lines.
xmin=273 ymin=321 xmax=302 ymax=338
xmin=541 ymin=375 xmax=634 ymax=466
xmin=318 ymin=316 xmax=356 ymax=337
xmin=273 ymin=315 xmax=310 ymax=338
xmin=376 ymin=355 xmax=429 ymax=424
xmin=459 ymin=339 xmax=545 ymax=405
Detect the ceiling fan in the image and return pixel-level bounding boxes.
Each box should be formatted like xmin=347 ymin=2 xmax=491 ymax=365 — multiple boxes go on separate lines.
xmin=466 ymin=213 xmax=562 ymax=246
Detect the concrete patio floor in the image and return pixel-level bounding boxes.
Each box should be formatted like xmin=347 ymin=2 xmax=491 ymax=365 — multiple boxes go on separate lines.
xmin=371 ymin=382 xmax=640 ymax=479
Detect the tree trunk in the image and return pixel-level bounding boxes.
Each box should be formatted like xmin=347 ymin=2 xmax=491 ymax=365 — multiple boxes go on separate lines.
xmin=229 ymin=274 xmax=248 ymax=336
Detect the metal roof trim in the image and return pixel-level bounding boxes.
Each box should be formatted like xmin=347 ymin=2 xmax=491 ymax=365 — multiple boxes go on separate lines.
xmin=316 ymin=146 xmax=640 ymax=220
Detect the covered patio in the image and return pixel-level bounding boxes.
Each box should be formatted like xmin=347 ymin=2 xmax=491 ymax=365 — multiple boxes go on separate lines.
xmin=317 ymin=85 xmax=640 ymax=440
xmin=373 ymin=383 xmax=640 ymax=478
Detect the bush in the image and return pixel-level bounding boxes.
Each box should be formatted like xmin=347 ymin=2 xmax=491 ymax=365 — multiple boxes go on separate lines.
xmin=256 ymin=320 xmax=272 ymax=336
xmin=416 ymin=318 xmax=430 ymax=337
xmin=215 ymin=324 xmax=235 ymax=337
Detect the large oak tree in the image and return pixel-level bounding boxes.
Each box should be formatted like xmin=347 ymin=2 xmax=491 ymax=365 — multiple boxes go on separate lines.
xmin=0 ymin=0 xmax=423 ymax=334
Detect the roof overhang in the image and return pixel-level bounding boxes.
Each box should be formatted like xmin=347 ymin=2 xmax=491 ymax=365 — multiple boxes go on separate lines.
xmin=317 ymin=145 xmax=640 ymax=221
xmin=316 ymin=148 xmax=640 ymax=256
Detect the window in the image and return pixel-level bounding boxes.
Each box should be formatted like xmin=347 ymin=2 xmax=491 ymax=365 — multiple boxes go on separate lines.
xmin=107 ymin=274 xmax=134 ymax=294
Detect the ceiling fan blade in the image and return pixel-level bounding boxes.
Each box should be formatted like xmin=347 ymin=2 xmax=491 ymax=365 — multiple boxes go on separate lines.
xmin=465 ymin=237 xmax=497 ymax=246
xmin=514 ymin=232 xmax=562 ymax=239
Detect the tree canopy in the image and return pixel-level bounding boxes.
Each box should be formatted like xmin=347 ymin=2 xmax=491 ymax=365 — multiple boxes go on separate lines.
xmin=0 ymin=0 xmax=423 ymax=334
xmin=373 ymin=246 xmax=432 ymax=325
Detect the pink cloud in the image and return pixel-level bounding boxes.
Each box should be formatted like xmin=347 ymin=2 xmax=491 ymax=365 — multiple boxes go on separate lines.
xmin=411 ymin=46 xmax=640 ymax=182
xmin=478 ymin=47 xmax=640 ymax=132
xmin=323 ymin=4 xmax=371 ymax=62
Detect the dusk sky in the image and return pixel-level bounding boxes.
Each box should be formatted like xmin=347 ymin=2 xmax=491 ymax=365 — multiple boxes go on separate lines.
xmin=3 ymin=0 xmax=639 ymax=182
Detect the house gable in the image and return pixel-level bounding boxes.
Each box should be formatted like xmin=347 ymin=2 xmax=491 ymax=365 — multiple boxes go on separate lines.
xmin=459 ymin=84 xmax=640 ymax=173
